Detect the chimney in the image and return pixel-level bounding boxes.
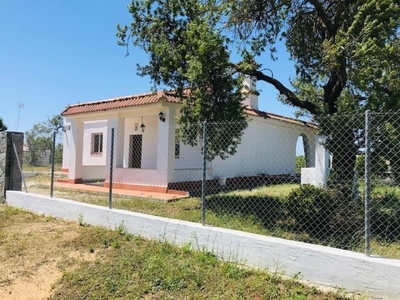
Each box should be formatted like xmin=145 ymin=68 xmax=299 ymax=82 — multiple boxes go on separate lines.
xmin=242 ymin=75 xmax=259 ymax=110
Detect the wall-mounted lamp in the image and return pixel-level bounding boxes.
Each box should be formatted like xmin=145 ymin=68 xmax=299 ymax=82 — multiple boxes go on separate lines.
xmin=140 ymin=117 xmax=145 ymax=133
xmin=62 ymin=125 xmax=71 ymax=132
xmin=159 ymin=111 xmax=165 ymax=122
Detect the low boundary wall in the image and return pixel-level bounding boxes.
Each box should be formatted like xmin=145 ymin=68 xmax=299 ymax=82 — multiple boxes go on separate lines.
xmin=6 ymin=191 xmax=400 ymax=299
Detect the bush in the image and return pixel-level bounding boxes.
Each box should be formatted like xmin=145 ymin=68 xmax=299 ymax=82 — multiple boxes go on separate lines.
xmin=286 ymin=185 xmax=364 ymax=247
xmin=371 ymin=192 xmax=400 ymax=241
xmin=355 ymin=154 xmax=388 ymax=179
xmin=295 ymin=155 xmax=306 ymax=174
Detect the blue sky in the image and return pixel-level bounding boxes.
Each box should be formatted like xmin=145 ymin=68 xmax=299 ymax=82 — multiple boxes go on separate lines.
xmin=0 ymin=0 xmax=298 ymax=134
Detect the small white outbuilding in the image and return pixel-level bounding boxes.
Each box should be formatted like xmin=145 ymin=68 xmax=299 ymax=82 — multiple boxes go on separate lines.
xmin=61 ymin=82 xmax=321 ymax=193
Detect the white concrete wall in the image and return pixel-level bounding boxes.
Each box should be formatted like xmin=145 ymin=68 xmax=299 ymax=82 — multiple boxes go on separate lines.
xmin=82 ymin=120 xmax=107 ymax=166
xmin=6 ymin=191 xmax=400 ymax=300
xmin=124 ymin=117 xmax=158 ymax=170
xmin=212 ymin=117 xmax=316 ymax=179
xmin=113 ymin=168 xmax=168 ymax=186
xmin=172 ymin=168 xmax=213 ymax=183
xmin=157 ymin=107 xmax=176 ymax=183
xmin=62 ymin=120 xmax=71 ymax=170
xmin=68 ymin=119 xmax=84 ymax=180
xmin=81 ymin=166 xmax=106 ymax=180
xmin=29 ymin=150 xmax=51 ymax=165
xmin=175 ymin=141 xmax=203 ymax=170
xmin=301 ymin=135 xmax=330 ymax=186
xmin=300 ymin=167 xmax=316 ymax=185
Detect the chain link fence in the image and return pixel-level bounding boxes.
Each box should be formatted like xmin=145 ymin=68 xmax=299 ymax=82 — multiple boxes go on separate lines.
xmin=21 ymin=111 xmax=400 ymax=260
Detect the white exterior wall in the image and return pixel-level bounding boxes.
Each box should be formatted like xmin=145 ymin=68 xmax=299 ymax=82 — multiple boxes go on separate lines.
xmin=82 ymin=120 xmax=107 ymax=166
xmin=301 ymin=135 xmax=330 ymax=186
xmin=68 ymin=119 xmax=84 ymax=180
xmin=172 ymin=168 xmax=213 ymax=182
xmin=124 ymin=117 xmax=158 ymax=170
xmin=175 ymin=141 xmax=203 ymax=170
xmin=113 ymin=168 xmax=167 ymax=186
xmin=62 ymin=103 xmax=318 ymax=185
xmin=211 ymin=117 xmax=317 ymax=179
xmin=28 ymin=150 xmax=51 ymax=165
xmin=62 ymin=119 xmax=71 ymax=170
xmin=80 ymin=166 xmax=106 ymax=180
xmin=170 ymin=117 xmax=316 ymax=183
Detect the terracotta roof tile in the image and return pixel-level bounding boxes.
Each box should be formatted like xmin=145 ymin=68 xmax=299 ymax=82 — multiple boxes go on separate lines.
xmin=61 ymin=91 xmax=182 ymax=116
xmin=61 ymin=91 xmax=318 ymax=129
xmin=245 ymin=108 xmax=318 ymax=129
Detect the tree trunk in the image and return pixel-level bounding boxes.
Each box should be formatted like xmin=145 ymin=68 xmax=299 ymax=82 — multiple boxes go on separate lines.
xmin=327 ymin=126 xmax=359 ymax=194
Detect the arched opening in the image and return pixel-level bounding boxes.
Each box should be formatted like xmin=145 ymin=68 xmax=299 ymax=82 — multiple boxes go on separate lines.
xmin=296 ymin=134 xmax=310 ymax=175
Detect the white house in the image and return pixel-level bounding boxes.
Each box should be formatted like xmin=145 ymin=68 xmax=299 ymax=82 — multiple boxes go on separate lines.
xmin=61 ymin=81 xmax=321 ymax=193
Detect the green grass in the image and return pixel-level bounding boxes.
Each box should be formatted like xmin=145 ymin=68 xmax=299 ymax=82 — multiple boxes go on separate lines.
xmin=371 ymin=184 xmax=400 ymax=196
xmin=0 ymin=205 xmax=356 ymax=299
xmin=24 ymin=175 xmax=400 ymax=259
xmin=22 ymin=163 xmax=62 ymax=173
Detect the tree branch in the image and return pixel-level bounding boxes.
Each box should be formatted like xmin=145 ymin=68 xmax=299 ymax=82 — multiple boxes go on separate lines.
xmin=307 ymin=0 xmax=334 ymax=36
xmin=323 ymin=55 xmax=347 ymax=114
xmin=255 ymin=70 xmax=318 ymax=114
xmin=233 ymin=63 xmax=318 ymax=115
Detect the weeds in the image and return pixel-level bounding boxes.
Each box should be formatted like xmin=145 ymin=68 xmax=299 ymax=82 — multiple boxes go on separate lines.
xmin=77 ymin=213 xmax=84 ymax=226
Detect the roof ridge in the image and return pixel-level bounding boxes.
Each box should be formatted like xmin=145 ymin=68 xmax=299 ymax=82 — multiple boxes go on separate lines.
xmin=61 ymin=90 xmax=182 ymax=116
xmin=65 ymin=91 xmax=160 ymax=108
xmin=245 ymin=107 xmax=318 ymax=128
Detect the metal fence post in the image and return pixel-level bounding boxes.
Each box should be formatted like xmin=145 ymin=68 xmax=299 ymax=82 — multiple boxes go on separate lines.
xmin=50 ymin=131 xmax=56 ymax=198
xmin=108 ymin=128 xmax=115 ymax=209
xmin=364 ymin=110 xmax=371 ymax=256
xmin=201 ymin=121 xmax=207 ymax=226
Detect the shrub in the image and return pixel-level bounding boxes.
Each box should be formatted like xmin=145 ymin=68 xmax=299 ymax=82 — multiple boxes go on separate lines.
xmin=295 ymin=155 xmax=306 ymax=174
xmin=355 ymin=154 xmax=388 ymax=179
xmin=371 ymin=192 xmax=400 ymax=241
xmin=286 ymin=185 xmax=364 ymax=247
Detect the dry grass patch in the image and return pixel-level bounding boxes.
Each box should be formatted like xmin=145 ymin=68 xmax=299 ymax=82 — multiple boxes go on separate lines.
xmin=0 ymin=205 xmax=114 ymax=299
xmin=0 ymin=205 xmax=360 ymax=299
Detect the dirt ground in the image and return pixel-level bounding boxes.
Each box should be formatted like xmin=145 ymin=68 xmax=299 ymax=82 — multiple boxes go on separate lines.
xmin=0 ymin=206 xmax=96 ymax=300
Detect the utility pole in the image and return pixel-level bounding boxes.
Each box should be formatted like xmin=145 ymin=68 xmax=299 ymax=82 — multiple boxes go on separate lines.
xmin=17 ymin=102 xmax=24 ymax=131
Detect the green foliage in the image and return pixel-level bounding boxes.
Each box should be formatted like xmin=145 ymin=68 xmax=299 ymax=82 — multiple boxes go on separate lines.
xmin=371 ymin=192 xmax=400 ymax=242
xmin=25 ymin=114 xmax=63 ymax=165
xmin=207 ymin=193 xmax=286 ymax=231
xmin=0 ymin=117 xmax=7 ymax=131
xmin=118 ymin=0 xmax=400 ymax=181
xmin=54 ymin=142 xmax=63 ymax=164
xmin=119 ymin=0 xmax=400 ymax=116
xmin=295 ymin=155 xmax=306 ymax=174
xmin=355 ymin=154 xmax=388 ymax=179
xmin=118 ymin=0 xmax=247 ymax=160
xmin=369 ymin=115 xmax=400 ymax=183
xmin=26 ymin=177 xmax=400 ymax=258
xmin=286 ymin=185 xmax=364 ymax=248
xmin=47 ymin=226 xmax=345 ymax=300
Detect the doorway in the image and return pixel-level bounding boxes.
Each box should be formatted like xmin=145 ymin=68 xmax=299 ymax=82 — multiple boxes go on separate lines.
xmin=129 ymin=135 xmax=142 ymax=168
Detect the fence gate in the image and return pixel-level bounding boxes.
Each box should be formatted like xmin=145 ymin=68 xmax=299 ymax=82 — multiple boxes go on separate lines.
xmin=0 ymin=131 xmax=24 ymax=202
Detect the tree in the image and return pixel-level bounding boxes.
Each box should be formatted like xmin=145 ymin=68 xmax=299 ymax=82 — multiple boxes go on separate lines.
xmin=0 ymin=117 xmax=7 ymax=131
xmin=296 ymin=155 xmax=306 ymax=175
xmin=117 ymin=0 xmax=400 ymax=178
xmin=25 ymin=115 xmax=63 ymax=165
